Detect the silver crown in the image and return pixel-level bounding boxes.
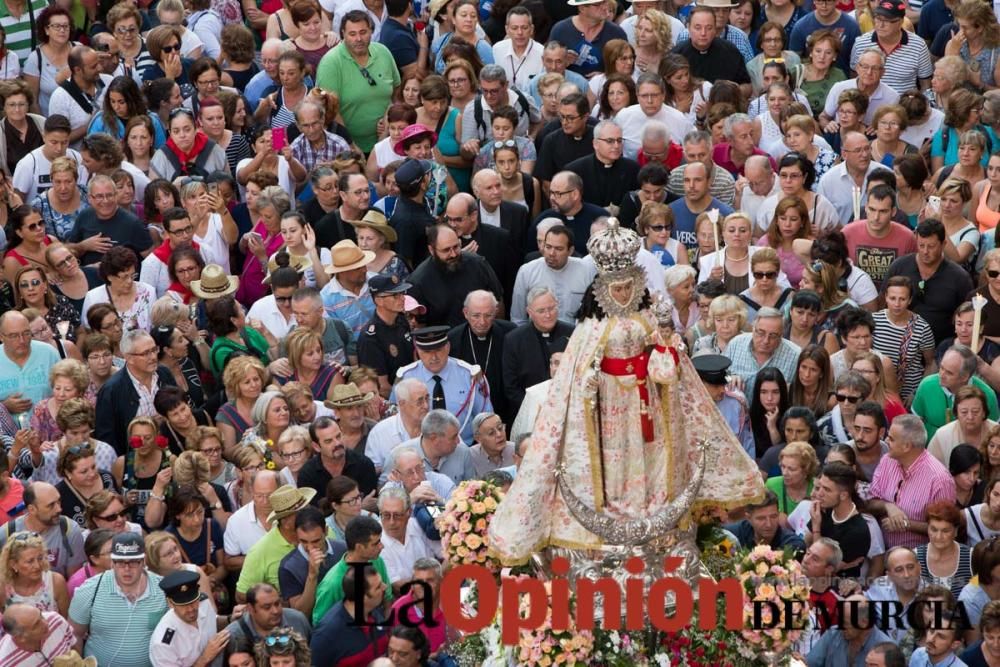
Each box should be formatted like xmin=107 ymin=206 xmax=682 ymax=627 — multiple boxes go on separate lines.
xmin=586 ymin=217 xmax=641 ymax=274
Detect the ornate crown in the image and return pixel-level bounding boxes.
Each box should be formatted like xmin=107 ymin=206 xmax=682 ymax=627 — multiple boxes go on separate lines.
xmin=586 ymin=218 xmax=641 ymax=274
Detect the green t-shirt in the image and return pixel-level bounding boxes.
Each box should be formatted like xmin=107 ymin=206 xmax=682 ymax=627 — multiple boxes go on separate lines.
xmin=315 ymin=43 xmax=400 ymax=152
xmin=210 ymin=327 xmax=270 ymax=378
xmin=236 ymin=527 xmax=294 ymax=594
xmin=313 ymin=554 xmax=393 ymax=624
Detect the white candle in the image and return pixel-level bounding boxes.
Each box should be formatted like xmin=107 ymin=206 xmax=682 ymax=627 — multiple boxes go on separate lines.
xmin=708 ymin=209 xmax=720 ymax=266
xmin=973 ymin=294 xmax=988 ymax=352
xmin=852 ymin=186 xmax=861 ymax=221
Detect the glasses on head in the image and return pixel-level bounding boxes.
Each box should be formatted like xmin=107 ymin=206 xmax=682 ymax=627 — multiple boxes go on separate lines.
xmin=492 ymin=140 xmax=516 ymax=150
xmin=11 ymin=531 xmax=39 ymax=542
xmin=66 ymin=443 xmax=93 ymax=456
xmin=97 ymin=508 xmax=129 ymax=522
xmin=835 ymin=393 xmax=862 ymax=404
xmin=265 ymin=634 xmax=293 ymax=648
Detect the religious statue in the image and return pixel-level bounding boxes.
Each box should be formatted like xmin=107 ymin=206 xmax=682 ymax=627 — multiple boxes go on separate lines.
xmin=488 ymin=219 xmax=765 ymax=589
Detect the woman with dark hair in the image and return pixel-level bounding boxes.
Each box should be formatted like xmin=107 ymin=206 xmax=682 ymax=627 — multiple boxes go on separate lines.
xmin=206 ymin=294 xmax=271 ymax=378
xmin=749 ymin=367 xmax=790 ymax=459
xmin=872 ymin=275 xmax=936 ymax=403
xmin=495 ymin=142 xmax=540 ymax=218
xmin=143 ymin=179 xmax=182 ymax=236
xmin=760 ymin=196 xmax=810 ymax=287
xmin=81 ymin=246 xmax=157 ymax=333
xmin=14 ymin=265 xmax=80 ymax=342
xmin=323 ymin=475 xmax=376 ymax=542
xmin=154 ymin=385 xmax=212 ymax=456
xmin=660 ymin=53 xmax=709 ymax=126
xmin=220 ymin=24 xmax=260 ymax=92
xmin=153 ymin=321 xmax=206 ymax=411
xmin=144 ymin=78 xmax=184 ymax=131
xmin=23 ymin=6 xmax=75 ymax=116
xmin=166 ymin=244 xmax=206 ymax=305
xmin=198 ymin=96 xmax=252 ymax=178
xmin=142 ymin=25 xmax=196 ymax=98
xmin=0 ymin=80 xmax=44 ymax=180
xmin=89 ymin=76 xmax=167 ymax=148
xmin=371 ymin=103 xmax=418 ymax=182
xmin=165 ymin=486 xmax=225 ymax=572
xmin=761 ymin=152 xmax=840 ymax=234
xmin=253 ymin=50 xmax=311 ymax=131
xmin=3 ymin=204 xmax=58 ymax=286
xmin=85 ymin=305 xmax=124 ymax=360
xmin=187 ymin=57 xmax=227 ymax=117
xmin=123 ymin=115 xmax=159 ymax=179
xmin=152 ymin=108 xmax=229 ymax=182
xmin=949 ymin=444 xmax=985 ymax=511
xmin=966 ymin=474 xmax=1000 ymax=547
xmin=433 ymin=0 xmax=493 ymax=74
xmin=217 ymin=90 xmax=250 ymax=141
xmin=821 ymin=88 xmax=868 ymax=155
xmin=730 ymin=0 xmax=762 ymax=37
xmin=790 ymin=344 xmax=834 ymax=418
xmin=758 ymin=405 xmax=824 ymax=477
xmin=894 ymin=153 xmax=931 ymax=228
xmin=55 ymin=443 xmax=118 ymax=526
xmin=588 ymin=40 xmax=637 ymax=108
xmin=748 ymin=21 xmax=801 ymax=95
xmin=415 ymin=76 xmax=469 ymax=194
xmin=597 ymin=73 xmax=637 ymax=121
xmin=66 ymin=529 xmax=114 ymax=598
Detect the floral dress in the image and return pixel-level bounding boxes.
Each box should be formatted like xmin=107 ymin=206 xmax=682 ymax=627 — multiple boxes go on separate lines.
xmin=28 ymin=399 xmax=62 ymax=443
xmin=812 ymin=150 xmax=837 ymax=192
xmin=31 ymin=188 xmax=88 ymax=241
xmin=377 ymin=255 xmax=410 ymax=282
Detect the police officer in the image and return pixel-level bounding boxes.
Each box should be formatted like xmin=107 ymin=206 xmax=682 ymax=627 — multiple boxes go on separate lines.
xmin=693 ymin=354 xmax=755 ymax=458
xmin=149 ymin=570 xmax=230 ymax=667
xmin=394 ymin=325 xmax=492 ymax=443
xmin=357 ymin=274 xmax=415 ymax=396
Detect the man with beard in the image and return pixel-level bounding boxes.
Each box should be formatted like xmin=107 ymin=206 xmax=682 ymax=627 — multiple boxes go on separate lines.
xmin=444 ymin=193 xmax=517 ymax=302
xmin=501 ymin=286 xmax=574 ymax=416
xmin=532 ymin=171 xmax=608 ymax=254
xmin=510 ymin=225 xmax=595 ymax=324
xmin=851 ymin=402 xmax=889 ymax=481
xmin=297 ymin=417 xmax=377 ymax=504
xmin=447 ymin=291 xmax=516 ymax=423
xmin=407 ymin=225 xmax=504 ymax=328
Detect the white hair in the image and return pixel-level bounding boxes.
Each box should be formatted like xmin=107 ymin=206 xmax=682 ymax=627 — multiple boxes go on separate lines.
xmin=395 ymin=378 xmax=426 ymax=403
xmin=664 ymin=264 xmax=697 ymax=291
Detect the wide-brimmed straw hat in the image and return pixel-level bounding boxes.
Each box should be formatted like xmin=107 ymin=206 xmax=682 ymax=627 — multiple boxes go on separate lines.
xmin=324 ymin=382 xmax=376 ymax=410
xmin=190 ymin=264 xmax=239 ymax=299
xmin=349 ymin=209 xmax=397 ymax=243
xmin=266 ymin=485 xmax=317 ymax=524
xmin=325 ymin=240 xmax=376 ymax=275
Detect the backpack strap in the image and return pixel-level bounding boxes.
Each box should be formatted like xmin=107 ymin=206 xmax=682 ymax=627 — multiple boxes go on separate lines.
xmin=331 ymin=318 xmax=351 ymax=344
xmin=511 ymin=87 xmax=531 ymax=120
xmin=59 ymin=515 xmax=73 ymax=558
xmin=969 ymin=506 xmax=987 ymax=542
xmin=58 ymin=78 xmax=94 ymax=115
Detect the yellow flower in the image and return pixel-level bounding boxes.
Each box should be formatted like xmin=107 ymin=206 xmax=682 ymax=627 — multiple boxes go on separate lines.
xmin=471 ymin=501 xmax=487 ymax=514
xmin=455 ymin=500 xmax=469 ymax=513
xmin=756 ymin=562 xmax=769 ymax=576
xmin=266 ymin=460 xmax=276 ymax=470
xmin=456 ymin=546 xmax=470 ymax=558
xmin=465 ymin=533 xmax=483 ymax=549
xmin=483 ymin=497 xmax=497 ymax=510
xmin=450 ymin=534 xmax=463 ymax=547
xmin=475 ymin=518 xmax=487 ymax=531
xmin=459 ymin=521 xmax=472 ymax=533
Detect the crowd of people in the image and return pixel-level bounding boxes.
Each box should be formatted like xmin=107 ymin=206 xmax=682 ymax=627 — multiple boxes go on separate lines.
xmin=1 ymin=0 xmax=1000 ymax=663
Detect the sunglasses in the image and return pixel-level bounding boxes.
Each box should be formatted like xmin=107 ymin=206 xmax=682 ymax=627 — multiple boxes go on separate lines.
xmin=23 ymin=221 xmax=44 ymax=232
xmin=989 ymin=270 xmax=1000 ymax=279
xmin=12 ymin=531 xmax=39 ymax=542
xmin=275 ymin=295 xmax=293 ymax=304
xmin=18 ymin=278 xmax=43 ymax=289
xmin=835 ymin=393 xmax=861 ymax=404
xmin=753 ymin=271 xmax=778 ymax=280
xmin=492 ymin=139 xmax=516 ymax=149
xmin=358 ymin=66 xmax=377 ymax=87
xmin=648 ymin=225 xmax=670 ymax=232
xmin=265 ymin=635 xmax=293 ymax=647
xmin=97 ymin=508 xmax=130 ymax=522
xmin=161 ymin=44 xmax=180 ymax=54
xmin=67 ymin=443 xmax=93 ymax=455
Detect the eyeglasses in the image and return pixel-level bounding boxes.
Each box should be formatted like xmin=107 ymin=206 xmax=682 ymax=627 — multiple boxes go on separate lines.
xmin=479 ymin=423 xmax=506 ymax=438
xmin=447 ymin=77 xmax=468 ymax=86
xmin=48 ymin=23 xmax=71 ymax=31
xmin=558 ymin=114 xmax=581 ymax=122
xmin=877 ymin=120 xmax=900 ymax=128
xmin=18 ymin=278 xmax=43 ymax=289
xmin=97 ymin=508 xmax=129 ymax=522
xmin=753 ymin=271 xmax=778 ymax=280
xmin=197 ymin=78 xmax=220 ymax=87
xmin=115 ymin=26 xmax=138 ymax=34
xmin=90 ymin=193 xmax=116 ymax=202
xmin=5 ymin=101 xmax=28 ymax=109
xmin=100 ymin=319 xmax=123 ymax=331
xmin=1 ymin=331 xmax=31 ymax=341
xmin=88 ymin=352 xmax=113 ymax=362
xmin=338 ymin=495 xmax=363 ymax=505
xmin=835 ymin=393 xmax=862 ymax=404
xmin=53 ymin=255 xmax=76 ymax=269
xmin=281 ymin=448 xmax=308 ymax=460
xmin=549 ymin=189 xmax=574 ymax=197
xmin=200 ymin=446 xmax=223 ymax=456
xmin=647 ymin=225 xmax=670 ymax=232
xmin=381 ymin=511 xmax=410 ymax=521
xmin=113 ymin=560 xmax=144 ymax=568
xmin=175 ymin=265 xmax=199 ymax=276
xmin=359 ymin=66 xmax=377 ymax=86
xmin=66 ymin=443 xmax=93 ymax=455
xmin=752 ymin=329 xmax=782 ymax=341
xmin=128 ymin=348 xmax=159 ymax=358
xmin=168 ymin=225 xmax=194 ymax=236
xmin=596 ymin=137 xmax=624 ymax=145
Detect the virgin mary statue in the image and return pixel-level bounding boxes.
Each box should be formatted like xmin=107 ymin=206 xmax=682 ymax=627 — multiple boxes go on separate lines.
xmin=488 ymin=220 xmax=764 ymax=575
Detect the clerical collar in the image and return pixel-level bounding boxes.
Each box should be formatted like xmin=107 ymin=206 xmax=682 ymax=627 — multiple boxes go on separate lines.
xmin=476 ymin=335 xmax=488 ymax=341
xmin=541 ymin=332 xmax=550 ymax=338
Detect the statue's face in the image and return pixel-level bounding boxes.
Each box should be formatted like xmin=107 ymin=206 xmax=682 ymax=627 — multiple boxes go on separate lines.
xmin=608 ymin=279 xmax=635 ymax=307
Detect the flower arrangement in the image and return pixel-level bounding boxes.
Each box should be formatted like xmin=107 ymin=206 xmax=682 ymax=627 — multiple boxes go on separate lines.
xmin=734 ymin=545 xmax=810 ymax=657
xmin=240 ymin=429 xmax=278 ymax=470
xmin=516 ymin=580 xmax=595 ymax=667
xmin=437 ymin=479 xmax=504 ymax=573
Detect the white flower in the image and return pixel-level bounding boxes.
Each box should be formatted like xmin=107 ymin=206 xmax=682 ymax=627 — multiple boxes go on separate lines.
xmin=653 ymin=652 xmax=672 ymax=667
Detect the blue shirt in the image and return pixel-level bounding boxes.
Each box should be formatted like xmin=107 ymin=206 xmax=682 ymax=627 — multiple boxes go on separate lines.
xmin=391 ymin=358 xmax=492 ymax=444
xmin=806 ymin=626 xmax=894 ymax=667
xmin=669 ymin=197 xmax=734 ymax=251
xmin=548 ymin=17 xmax=627 ymax=77
xmin=522 ymin=68 xmax=589 ymax=108
xmin=431 ymin=32 xmax=494 ymax=74
xmin=909 ymin=647 xmax=968 ymax=667
xmin=88 ymin=112 xmax=166 ymax=149
xmin=788 ymin=12 xmax=859 ymax=74
xmin=918 ymin=0 xmax=954 ymax=42
xmin=723 ymin=332 xmax=801 ymax=398
xmin=244 ymin=71 xmax=278 ymax=113
xmin=716 ymin=393 xmax=755 ymax=458
xmin=0 ymin=341 xmax=59 ymax=414
xmin=379 ymin=17 xmax=419 ymax=68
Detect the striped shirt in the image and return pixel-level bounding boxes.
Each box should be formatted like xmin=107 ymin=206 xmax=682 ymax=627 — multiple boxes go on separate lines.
xmin=850 ymin=31 xmax=933 ymax=94
xmin=224 ymin=133 xmax=253 ymax=177
xmin=0 ymin=0 xmax=48 ymax=67
xmin=722 ymin=332 xmax=802 ymax=398
xmin=320 ymin=274 xmax=376 ymax=338
xmin=869 ymin=450 xmax=956 ymax=549
xmin=871 ymin=310 xmax=935 ymax=402
xmin=0 ymin=611 xmax=75 ymax=667
xmin=68 ymin=570 xmax=168 ymax=667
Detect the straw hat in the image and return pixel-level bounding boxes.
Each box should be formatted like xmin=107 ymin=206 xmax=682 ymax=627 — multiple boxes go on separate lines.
xmin=428 ymin=0 xmax=451 ymax=21
xmin=266 ymin=485 xmax=317 ymax=525
xmin=263 ymin=252 xmax=313 ymax=285
xmin=349 ymin=209 xmax=397 ymax=243
xmin=52 ymin=652 xmax=98 ymax=667
xmin=324 ymin=382 xmax=376 ymax=410
xmin=325 ymin=240 xmax=376 ymax=275
xmin=190 ymin=264 xmax=239 ymax=300
xmin=696 ymin=0 xmax=739 ymax=7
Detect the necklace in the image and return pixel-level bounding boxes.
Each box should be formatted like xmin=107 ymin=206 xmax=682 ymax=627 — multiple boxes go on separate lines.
xmin=831 ymin=502 xmax=857 ymax=524
xmin=725 ymin=249 xmax=750 ymax=262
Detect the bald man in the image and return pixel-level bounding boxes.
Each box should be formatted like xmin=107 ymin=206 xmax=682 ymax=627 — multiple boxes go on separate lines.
xmin=0 ymin=604 xmax=76 ymax=666
xmin=444 ymin=193 xmax=518 ymax=302
xmin=472 ymin=169 xmax=531 ymax=255
xmin=0 ymin=312 xmax=60 ymax=418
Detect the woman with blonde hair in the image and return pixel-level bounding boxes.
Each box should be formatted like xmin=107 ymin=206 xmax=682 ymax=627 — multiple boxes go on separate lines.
xmin=800 ymin=259 xmax=856 ymax=332
xmin=946 ymin=0 xmax=1000 ymax=90
xmin=692 ymin=294 xmax=748 ymax=355
xmin=850 ymin=351 xmax=906 ymax=424
xmin=800 ymin=30 xmax=845 ymax=118
xmin=172 ymin=450 xmax=232 ymax=529
xmin=226 ymin=446 xmax=266 ymax=509
xmin=637 ymin=202 xmax=686 ymax=266
xmin=186 ymin=426 xmax=237 ymax=487
xmin=634 ymin=10 xmax=672 ymax=75
xmin=765 ymin=440 xmax=819 ymax=519
xmin=256 ymin=628 xmax=311 ymax=667
xmin=0 ymin=532 xmax=68 ymax=616
xmin=931 ymin=89 xmax=996 ymax=173
xmin=739 ymin=247 xmax=794 ymax=323
xmin=980 ymin=424 xmax=1000 ymax=490
xmin=28 ymin=358 xmax=88 ymax=443
xmin=277 ymin=328 xmax=344 ymax=402
xmin=216 ymin=356 xmax=269 ymax=455
xmin=698 ymin=212 xmax=790 ymax=294
xmin=777 ymin=114 xmax=836 ymax=185
xmin=933 ymin=130 xmax=989 ymax=189
xmin=31 ymin=156 xmax=86 ymax=242
xmin=934 ymin=177 xmax=981 ymax=269
xmin=276 ymin=425 xmax=311 ymax=486
xmin=144 ymin=531 xmax=212 ymax=600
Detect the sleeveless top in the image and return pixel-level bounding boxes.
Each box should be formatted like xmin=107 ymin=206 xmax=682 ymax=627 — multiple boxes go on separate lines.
xmin=217 ymin=401 xmax=252 ymax=435
xmin=759 ymin=111 xmax=783 ymax=148
xmin=123 ymin=449 xmax=171 ymax=529
xmin=977 ymin=183 xmax=1000 ymax=233
xmin=5 ymin=570 xmax=57 ymax=612
xmin=436 ymin=107 xmax=469 ymax=193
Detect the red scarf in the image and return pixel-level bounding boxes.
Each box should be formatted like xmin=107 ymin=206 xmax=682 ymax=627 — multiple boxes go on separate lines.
xmin=165 ymin=132 xmax=210 ymax=175
xmin=167 ymin=281 xmax=194 ymax=304
xmin=152 ymin=238 xmax=200 ymax=264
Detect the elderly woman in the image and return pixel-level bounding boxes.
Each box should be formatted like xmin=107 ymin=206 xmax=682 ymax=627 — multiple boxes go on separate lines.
xmin=206 ymin=294 xmax=273 ymax=379
xmin=14 ymin=266 xmax=80 ymax=343
xmin=141 ymin=25 xmax=195 ymax=97
xmin=179 ymin=179 xmax=238 ymax=275
xmin=81 ymin=246 xmax=156 ymax=333
xmin=468 ymin=412 xmax=514 ymax=477
xmin=946 ymin=0 xmax=1000 ymax=91
xmin=31 ymin=157 xmax=87 ymax=243
xmin=914 ymin=499 xmax=973 ymax=597
xmin=28 ymin=359 xmax=88 ymax=443
xmin=928 ymin=56 xmax=969 ymax=112
xmin=253 ymin=51 xmax=313 ymax=133
xmin=693 ymin=294 xmax=747 ymax=355
xmin=0 ymin=80 xmax=44 ymax=179
xmin=0 ymin=531 xmax=68 ymax=616
xmin=775 ymin=115 xmax=836 ymax=185
xmin=698 ymin=212 xmax=790 ymax=294
xmin=822 ymin=88 xmax=869 ymax=156
xmin=664 ymin=265 xmax=698 ymax=335
xmin=246 ymin=391 xmax=291 ymax=452
xmin=237 ymin=185 xmax=291 ymax=306
xmin=16 ymin=398 xmax=116 ymax=486
xmin=349 ymin=209 xmax=408 ymax=280
xmin=144 ymin=531 xmax=213 ymax=599
xmin=800 ymin=30 xmax=846 ymax=118
xmin=55 ymin=442 xmax=117 ymax=525
xmin=216 ymin=356 xmax=269 ymax=455
xmin=84 ymin=490 xmax=142 ymax=537
xmin=765 ymin=440 xmax=819 ymax=521
xmin=151 ymin=108 xmax=228 ymax=182
xmin=80 ymin=335 xmax=115 ymax=401
xmin=932 ymin=89 xmax=997 ymax=173
xmin=749 ymin=21 xmax=802 ymax=95
xmin=150 ymin=295 xmax=210 ymax=368
xmin=273 ymin=425 xmax=310 ymax=486
xmin=443 ymin=59 xmax=479 ymax=113
xmin=928 ymin=385 xmax=997 ymax=466
xmin=739 ymin=247 xmax=794 ymax=323
xmin=638 ymin=201 xmax=686 ymax=267
xmin=165 ymin=245 xmax=206 ymax=305
xmin=276 ymin=328 xmax=344 ymax=401
xmin=105 ymin=3 xmax=151 ymax=78
xmin=870 ymin=104 xmax=917 ymax=167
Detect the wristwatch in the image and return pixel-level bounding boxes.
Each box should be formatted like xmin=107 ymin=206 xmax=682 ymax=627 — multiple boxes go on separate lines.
xmin=211 ymin=501 xmax=223 ymax=511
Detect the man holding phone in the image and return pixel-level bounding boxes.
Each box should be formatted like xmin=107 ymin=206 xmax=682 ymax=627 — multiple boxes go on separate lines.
xmin=291 ymin=100 xmax=351 ymax=173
